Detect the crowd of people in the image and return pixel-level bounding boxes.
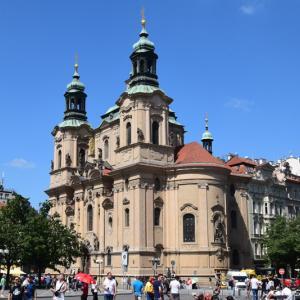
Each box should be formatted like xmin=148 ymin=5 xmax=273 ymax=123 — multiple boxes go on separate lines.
xmin=0 ymin=271 xmax=298 ymax=300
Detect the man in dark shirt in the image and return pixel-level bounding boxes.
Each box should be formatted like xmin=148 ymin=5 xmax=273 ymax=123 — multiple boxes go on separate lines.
xmin=81 ymin=282 xmax=89 ymax=300
xmin=153 ymin=274 xmax=163 ymax=300
xmin=9 ymin=277 xmax=24 ymax=300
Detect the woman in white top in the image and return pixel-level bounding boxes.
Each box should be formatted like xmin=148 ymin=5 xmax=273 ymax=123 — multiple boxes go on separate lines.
xmin=50 ymin=274 xmax=67 ymax=300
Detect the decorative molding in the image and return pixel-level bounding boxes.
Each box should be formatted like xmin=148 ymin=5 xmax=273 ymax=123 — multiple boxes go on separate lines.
xmin=154 ymin=197 xmax=164 ymax=208
xmin=180 ymin=203 xmax=198 ymax=211
xmin=65 ymin=206 xmax=75 ymax=216
xmin=102 ymin=198 xmax=114 ymax=210
xmin=123 ymin=198 xmax=130 ymax=205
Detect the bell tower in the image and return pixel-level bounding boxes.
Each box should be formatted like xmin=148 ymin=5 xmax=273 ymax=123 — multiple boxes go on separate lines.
xmin=201 ymin=114 xmax=214 ymax=154
xmin=49 ymin=63 xmax=92 ymax=189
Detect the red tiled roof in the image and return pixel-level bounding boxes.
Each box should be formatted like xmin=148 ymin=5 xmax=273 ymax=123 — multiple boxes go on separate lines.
xmin=226 ymin=156 xmax=257 ymax=167
xmin=175 ymin=142 xmax=228 ymax=168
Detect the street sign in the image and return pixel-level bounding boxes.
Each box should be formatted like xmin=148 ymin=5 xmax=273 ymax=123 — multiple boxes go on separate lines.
xmin=279 ymin=268 xmax=285 ymax=275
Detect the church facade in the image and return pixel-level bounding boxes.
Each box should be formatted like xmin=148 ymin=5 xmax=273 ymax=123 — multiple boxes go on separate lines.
xmin=46 ymin=17 xmax=300 ymax=280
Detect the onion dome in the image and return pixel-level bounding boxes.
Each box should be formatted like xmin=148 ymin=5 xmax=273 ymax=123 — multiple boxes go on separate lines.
xmin=66 ymin=63 xmax=85 ymax=92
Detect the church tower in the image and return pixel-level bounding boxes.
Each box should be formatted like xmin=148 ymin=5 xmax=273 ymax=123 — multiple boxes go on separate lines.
xmin=201 ymin=115 xmax=214 ymax=154
xmin=47 ymin=63 xmax=93 ymax=225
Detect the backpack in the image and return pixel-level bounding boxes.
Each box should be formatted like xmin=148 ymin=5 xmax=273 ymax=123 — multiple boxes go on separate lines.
xmin=145 ymin=282 xmax=154 ymax=294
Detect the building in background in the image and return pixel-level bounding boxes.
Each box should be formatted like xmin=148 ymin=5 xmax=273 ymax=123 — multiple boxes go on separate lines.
xmin=0 ymin=177 xmax=14 ymax=208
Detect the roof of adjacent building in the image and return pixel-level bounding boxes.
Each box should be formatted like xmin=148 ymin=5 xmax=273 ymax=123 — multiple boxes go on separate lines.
xmin=175 ymin=142 xmax=229 ymax=169
xmin=226 ymin=156 xmax=257 ymax=167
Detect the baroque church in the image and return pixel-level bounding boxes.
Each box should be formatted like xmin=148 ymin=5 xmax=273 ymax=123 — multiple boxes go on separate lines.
xmin=46 ymin=16 xmax=256 ymax=279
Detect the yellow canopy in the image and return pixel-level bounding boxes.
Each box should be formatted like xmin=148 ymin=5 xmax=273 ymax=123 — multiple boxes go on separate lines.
xmin=1 ymin=267 xmax=25 ymax=276
xmin=241 ymin=269 xmax=256 ymax=276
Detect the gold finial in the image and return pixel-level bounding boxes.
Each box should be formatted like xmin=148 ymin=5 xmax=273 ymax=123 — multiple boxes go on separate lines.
xmin=74 ymin=53 xmax=79 ymax=73
xmin=141 ymin=7 xmax=146 ymax=28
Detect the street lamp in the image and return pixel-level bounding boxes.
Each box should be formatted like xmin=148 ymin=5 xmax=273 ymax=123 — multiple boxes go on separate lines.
xmin=150 ymin=257 xmax=160 ymax=277
xmin=95 ymin=258 xmax=103 ymax=284
xmin=0 ymin=248 xmax=9 ymax=269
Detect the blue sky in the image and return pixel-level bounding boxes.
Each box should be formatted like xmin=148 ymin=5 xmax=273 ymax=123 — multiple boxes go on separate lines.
xmin=1 ymin=0 xmax=300 ymax=207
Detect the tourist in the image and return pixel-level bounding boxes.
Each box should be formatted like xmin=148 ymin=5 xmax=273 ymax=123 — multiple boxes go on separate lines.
xmin=281 ymin=285 xmax=292 ymax=300
xmin=203 ymin=292 xmax=212 ymax=300
xmin=50 ymin=274 xmax=67 ymax=300
xmin=250 ymin=275 xmax=260 ymax=300
xmin=153 ymin=274 xmax=163 ymax=300
xmin=91 ymin=276 xmax=99 ymax=300
xmin=144 ymin=277 xmax=155 ymax=300
xmin=81 ymin=282 xmax=89 ymax=300
xmin=0 ymin=274 xmax=6 ymax=297
xmin=45 ymin=274 xmax=52 ymax=289
xmin=8 ymin=277 xmax=24 ymax=300
xmin=261 ymin=276 xmax=268 ymax=298
xmin=169 ymin=276 xmax=180 ymax=300
xmin=103 ymin=272 xmax=116 ymax=300
xmin=132 ymin=276 xmax=144 ymax=300
xmin=23 ymin=276 xmax=36 ymax=300
xmin=266 ymin=286 xmax=275 ymax=299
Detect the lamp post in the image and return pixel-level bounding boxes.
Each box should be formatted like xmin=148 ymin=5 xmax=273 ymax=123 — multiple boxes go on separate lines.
xmin=150 ymin=257 xmax=160 ymax=277
xmin=95 ymin=259 xmax=103 ymax=284
xmin=0 ymin=248 xmax=9 ymax=270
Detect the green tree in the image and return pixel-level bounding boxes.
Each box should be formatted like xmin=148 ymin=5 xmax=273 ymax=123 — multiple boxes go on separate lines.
xmin=0 ymin=193 xmax=36 ymax=283
xmin=22 ymin=200 xmax=82 ymax=284
xmin=264 ymin=216 xmax=300 ymax=277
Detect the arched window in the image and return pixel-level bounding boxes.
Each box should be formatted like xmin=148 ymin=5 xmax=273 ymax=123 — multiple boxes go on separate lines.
xmin=154 ymin=178 xmax=161 ymax=191
xmin=232 ymin=249 xmax=240 ymax=265
xmin=231 ymin=210 xmax=237 ymax=229
xmin=147 ymin=60 xmax=152 ymax=72
xmin=108 ymin=216 xmax=113 ymax=228
xmin=104 ymin=140 xmax=109 ymax=160
xmin=152 ymin=121 xmax=159 ymax=145
xmin=58 ymin=150 xmax=62 ymax=169
xmin=124 ymin=208 xmax=130 ymax=227
xmin=126 ymin=122 xmax=131 ymax=145
xmin=154 ymin=207 xmax=161 ymax=226
xmin=87 ymin=205 xmax=93 ymax=231
xmin=79 ymin=148 xmax=85 ymax=168
xmin=183 ymin=214 xmax=195 ymax=242
xmin=107 ymin=249 xmax=112 ymax=266
xmin=125 ymin=178 xmax=129 ymax=191
xmin=140 ymin=60 xmax=144 ymax=73
xmin=133 ymin=62 xmax=137 ymax=75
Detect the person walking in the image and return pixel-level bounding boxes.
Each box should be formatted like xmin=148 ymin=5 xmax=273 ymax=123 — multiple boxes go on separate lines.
xmin=169 ymin=276 xmax=180 ymax=300
xmin=91 ymin=276 xmax=99 ymax=300
xmin=144 ymin=277 xmax=155 ymax=300
xmin=132 ymin=276 xmax=144 ymax=300
xmin=8 ymin=277 xmax=24 ymax=300
xmin=81 ymin=282 xmax=89 ymax=300
xmin=103 ymin=272 xmax=116 ymax=300
xmin=153 ymin=274 xmax=163 ymax=300
xmin=50 ymin=274 xmax=67 ymax=300
xmin=0 ymin=274 xmax=6 ymax=297
xmin=250 ymin=275 xmax=260 ymax=300
xmin=23 ymin=276 xmax=36 ymax=300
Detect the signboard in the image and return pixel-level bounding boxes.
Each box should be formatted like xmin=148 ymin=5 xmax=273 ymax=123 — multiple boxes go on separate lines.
xmin=279 ymin=268 xmax=285 ymax=275
xmin=121 ymin=251 xmax=128 ymax=266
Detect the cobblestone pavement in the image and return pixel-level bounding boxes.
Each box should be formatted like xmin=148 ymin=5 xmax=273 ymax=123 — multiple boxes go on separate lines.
xmin=0 ymin=288 xmax=297 ymax=300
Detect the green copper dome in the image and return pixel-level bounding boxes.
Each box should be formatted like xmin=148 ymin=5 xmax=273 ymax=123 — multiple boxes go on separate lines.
xmin=202 ymin=130 xmax=214 ymax=141
xmin=66 ymin=64 xmax=85 ymax=92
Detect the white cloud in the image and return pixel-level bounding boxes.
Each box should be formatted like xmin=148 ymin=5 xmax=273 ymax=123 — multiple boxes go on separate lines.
xmin=225 ymin=98 xmax=254 ymax=112
xmin=7 ymin=158 xmax=35 ymax=169
xmin=240 ymin=4 xmax=256 ymax=15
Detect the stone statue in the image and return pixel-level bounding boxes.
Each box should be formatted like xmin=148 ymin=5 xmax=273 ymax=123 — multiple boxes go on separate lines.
xmin=93 ymin=234 xmax=99 ymax=251
xmin=65 ymin=153 xmax=72 ymax=167
xmin=116 ymin=136 xmax=120 ymax=148
xmin=214 ymin=214 xmax=225 ymax=243
xmin=137 ymin=128 xmax=144 ymax=142
xmin=79 ymin=150 xmax=85 ymax=169
xmin=283 ymin=162 xmax=292 ymax=177
xmin=88 ymin=137 xmax=95 ymax=157
xmin=51 ymin=160 xmax=54 ymax=171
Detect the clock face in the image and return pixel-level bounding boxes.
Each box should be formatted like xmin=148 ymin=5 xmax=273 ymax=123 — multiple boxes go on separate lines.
xmin=123 ymin=255 xmax=126 ymax=259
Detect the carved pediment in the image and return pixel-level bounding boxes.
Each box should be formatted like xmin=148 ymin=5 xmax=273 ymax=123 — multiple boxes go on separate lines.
xmin=154 ymin=197 xmax=164 ymax=207
xmin=211 ymin=204 xmax=224 ymax=213
xmin=65 ymin=206 xmax=75 ymax=216
xmin=89 ymin=169 xmax=101 ymax=180
xmin=180 ymin=203 xmax=198 ymax=211
xmin=70 ymin=175 xmax=81 ymax=185
xmin=102 ymin=198 xmax=113 ymax=210
xmin=123 ymin=198 xmax=130 ymax=205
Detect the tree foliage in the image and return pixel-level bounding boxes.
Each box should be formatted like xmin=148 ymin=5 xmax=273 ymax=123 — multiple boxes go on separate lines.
xmin=0 ymin=195 xmax=82 ymax=284
xmin=264 ymin=216 xmax=300 ymax=276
